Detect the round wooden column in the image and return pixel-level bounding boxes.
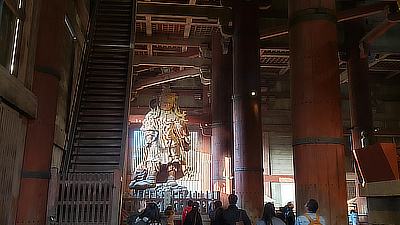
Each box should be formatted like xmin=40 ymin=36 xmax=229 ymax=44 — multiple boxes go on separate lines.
xmin=232 ymin=0 xmax=263 ymax=222
xmin=289 ymin=1 xmax=347 ymax=224
xmin=211 ymin=33 xmax=233 ymax=194
xmin=345 ymin=18 xmax=375 ymax=150
xmin=345 ymin=18 xmax=374 ymax=218
xmin=16 ymin=0 xmax=65 ymax=224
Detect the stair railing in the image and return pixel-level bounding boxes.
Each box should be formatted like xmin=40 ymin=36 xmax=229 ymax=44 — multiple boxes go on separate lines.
xmin=61 ymin=0 xmax=100 ymax=176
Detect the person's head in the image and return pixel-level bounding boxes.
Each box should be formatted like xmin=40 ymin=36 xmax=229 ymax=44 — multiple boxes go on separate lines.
xmin=305 ymin=199 xmax=319 ymax=213
xmin=286 ymin=202 xmax=294 ymax=209
xmin=214 ymin=200 xmax=222 ymax=209
xmin=165 ymin=205 xmax=174 ymax=216
xmin=141 ymin=202 xmax=160 ymax=220
xmin=188 ymin=200 xmax=194 ymax=207
xmin=228 ymin=194 xmax=238 ymax=205
xmin=192 ymin=202 xmax=200 ymax=213
xmin=262 ymin=202 xmax=276 ymax=223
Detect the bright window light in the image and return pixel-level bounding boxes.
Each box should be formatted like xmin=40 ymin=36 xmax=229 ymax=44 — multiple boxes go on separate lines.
xmin=10 ymin=18 xmax=20 ymax=75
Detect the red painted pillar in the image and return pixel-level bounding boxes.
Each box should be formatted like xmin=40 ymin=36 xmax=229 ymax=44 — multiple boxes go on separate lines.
xmin=345 ymin=17 xmax=374 ymax=218
xmin=232 ymin=0 xmax=263 ymax=222
xmin=16 ymin=0 xmax=65 ymax=224
xmin=289 ymin=1 xmax=348 ymax=224
xmin=211 ymin=33 xmax=233 ymax=195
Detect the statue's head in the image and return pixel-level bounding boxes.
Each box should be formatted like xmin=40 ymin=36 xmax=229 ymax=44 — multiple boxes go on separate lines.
xmin=159 ymin=88 xmax=177 ymax=111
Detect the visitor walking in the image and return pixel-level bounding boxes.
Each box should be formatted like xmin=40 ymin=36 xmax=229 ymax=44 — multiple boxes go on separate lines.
xmin=294 ymin=199 xmax=326 ymax=225
xmin=183 ymin=202 xmax=203 ymax=225
xmin=182 ymin=200 xmax=194 ymax=224
xmin=256 ymin=202 xmax=285 ymax=225
xmin=222 ymin=194 xmax=251 ymax=225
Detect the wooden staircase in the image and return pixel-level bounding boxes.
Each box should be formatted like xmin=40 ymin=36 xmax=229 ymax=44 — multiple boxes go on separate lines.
xmin=64 ymin=0 xmax=134 ymax=174
xmin=48 ymin=0 xmax=135 ymax=224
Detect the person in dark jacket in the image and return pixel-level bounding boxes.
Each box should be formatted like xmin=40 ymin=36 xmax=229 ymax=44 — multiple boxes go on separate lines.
xmin=209 ymin=200 xmax=223 ymax=225
xmin=183 ymin=202 xmax=202 ymax=225
xmin=182 ymin=200 xmax=194 ymax=224
xmin=222 ymin=194 xmax=251 ymax=225
xmin=131 ymin=203 xmax=161 ymax=225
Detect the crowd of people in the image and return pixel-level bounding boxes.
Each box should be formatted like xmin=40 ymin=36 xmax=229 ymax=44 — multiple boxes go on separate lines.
xmin=127 ymin=195 xmax=359 ymax=225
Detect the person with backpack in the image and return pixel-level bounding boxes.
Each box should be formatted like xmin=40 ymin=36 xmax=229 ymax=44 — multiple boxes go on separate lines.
xmin=256 ymin=202 xmax=285 ymax=225
xmin=294 ymin=199 xmax=326 ymax=225
xmin=222 ymin=194 xmax=251 ymax=225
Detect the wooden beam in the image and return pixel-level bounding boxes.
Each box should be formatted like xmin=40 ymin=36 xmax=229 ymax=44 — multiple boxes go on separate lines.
xmin=259 ymin=2 xmax=393 ymax=40
xmin=136 ymin=19 xmax=218 ymax=27
xmin=145 ymin=15 xmax=152 ymax=36
xmin=73 ymin=0 xmax=89 ymax=32
xmin=262 ymin=124 xmax=292 ymax=133
xmin=137 ymin=2 xmax=231 ymax=20
xmin=260 ymin=25 xmax=289 ymax=40
xmin=133 ymin=55 xmax=211 ymax=67
xmin=184 ymin=18 xmax=192 ymax=39
xmin=337 ymin=2 xmax=391 ymax=23
xmin=135 ymin=33 xmax=211 ymax=46
xmin=134 ymin=69 xmax=201 ymax=91
xmin=4 ymin=0 xmax=24 ymax=20
xmin=0 ymin=66 xmax=37 ymax=118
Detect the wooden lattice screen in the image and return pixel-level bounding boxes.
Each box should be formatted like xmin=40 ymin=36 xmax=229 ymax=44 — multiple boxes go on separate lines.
xmin=0 ymin=103 xmax=27 ymax=225
xmin=47 ymin=169 xmax=121 ymax=225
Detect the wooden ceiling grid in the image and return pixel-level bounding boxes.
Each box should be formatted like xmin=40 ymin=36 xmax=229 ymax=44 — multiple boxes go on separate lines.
xmin=129 ymin=0 xmax=400 ymax=136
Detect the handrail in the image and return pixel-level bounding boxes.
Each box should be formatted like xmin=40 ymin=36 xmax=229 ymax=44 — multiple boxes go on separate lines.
xmin=61 ymin=0 xmax=100 ymax=175
xmin=120 ymin=0 xmax=137 ymax=173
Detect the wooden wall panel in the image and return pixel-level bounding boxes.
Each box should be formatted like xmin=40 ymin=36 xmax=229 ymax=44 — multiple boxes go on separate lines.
xmin=0 ymin=103 xmax=27 ymax=225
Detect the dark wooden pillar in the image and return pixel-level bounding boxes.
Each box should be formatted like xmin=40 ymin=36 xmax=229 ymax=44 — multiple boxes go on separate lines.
xmin=289 ymin=1 xmax=348 ymax=224
xmin=211 ymin=33 xmax=233 ymax=194
xmin=232 ymin=0 xmax=263 ymax=222
xmin=345 ymin=17 xmax=374 ymax=218
xmin=16 ymin=0 xmax=65 ymax=224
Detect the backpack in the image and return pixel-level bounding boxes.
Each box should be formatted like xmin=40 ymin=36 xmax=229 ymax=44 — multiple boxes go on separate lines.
xmin=303 ymin=214 xmax=322 ymax=225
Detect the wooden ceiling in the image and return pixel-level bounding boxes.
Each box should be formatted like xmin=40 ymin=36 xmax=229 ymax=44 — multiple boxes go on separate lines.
xmin=130 ymin=0 xmax=400 ymax=138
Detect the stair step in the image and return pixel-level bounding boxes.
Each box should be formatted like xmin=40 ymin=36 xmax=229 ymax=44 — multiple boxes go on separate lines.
xmin=74 ymin=138 xmax=122 ymax=146
xmin=89 ymin=59 xmax=128 ymax=65
xmin=77 ymin=121 xmax=124 ymax=129
xmin=69 ymin=164 xmax=119 ymax=173
xmin=84 ymin=81 xmax=126 ymax=88
xmin=92 ymin=31 xmax=130 ymax=37
xmin=74 ymin=131 xmax=122 ymax=139
xmin=71 ymin=155 xmax=120 ymax=164
xmin=80 ymin=102 xmax=125 ymax=109
xmin=87 ymin=64 xmax=128 ymax=71
xmin=83 ymin=88 xmax=125 ymax=96
xmin=90 ymin=52 xmax=129 ymax=58
xmin=79 ymin=111 xmax=124 ymax=119
xmin=86 ymin=70 xmax=127 ymax=76
xmin=72 ymin=146 xmax=121 ymax=154
xmin=90 ymin=47 xmax=130 ymax=53
xmin=85 ymin=76 xmax=127 ymax=83
xmin=94 ymin=26 xmax=131 ymax=33
xmin=81 ymin=95 xmax=125 ymax=102
xmin=96 ymin=22 xmax=131 ymax=28
xmin=78 ymin=116 xmax=124 ymax=125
